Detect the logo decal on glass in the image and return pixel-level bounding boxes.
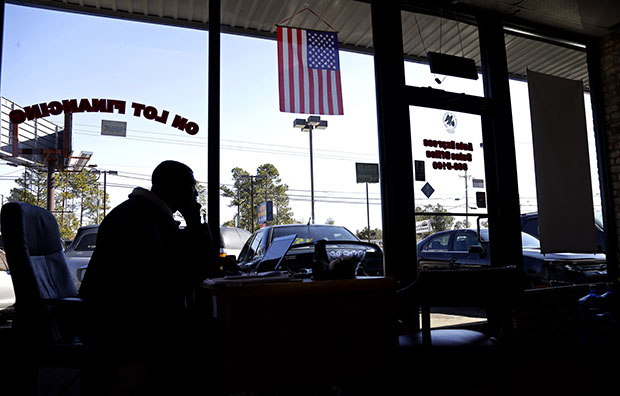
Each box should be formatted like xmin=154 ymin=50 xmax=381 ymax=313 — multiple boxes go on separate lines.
xmin=443 ymin=112 xmax=457 ymax=133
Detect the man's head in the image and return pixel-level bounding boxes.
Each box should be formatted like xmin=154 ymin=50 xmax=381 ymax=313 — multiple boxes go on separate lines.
xmin=151 ymin=160 xmax=198 ymax=213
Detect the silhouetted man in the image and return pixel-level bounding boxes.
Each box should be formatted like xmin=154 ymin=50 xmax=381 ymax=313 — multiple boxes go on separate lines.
xmin=79 ymin=160 xmax=216 ymax=393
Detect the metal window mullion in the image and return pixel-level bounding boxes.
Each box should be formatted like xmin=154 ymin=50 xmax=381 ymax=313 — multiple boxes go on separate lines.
xmin=478 ymin=16 xmax=524 ymax=270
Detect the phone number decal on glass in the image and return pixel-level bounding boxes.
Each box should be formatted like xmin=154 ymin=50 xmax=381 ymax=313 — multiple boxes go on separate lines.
xmin=432 ymin=161 xmax=469 ymax=171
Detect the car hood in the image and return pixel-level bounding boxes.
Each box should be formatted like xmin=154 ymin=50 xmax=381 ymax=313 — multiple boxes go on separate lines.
xmin=523 ymin=248 xmax=606 ymax=262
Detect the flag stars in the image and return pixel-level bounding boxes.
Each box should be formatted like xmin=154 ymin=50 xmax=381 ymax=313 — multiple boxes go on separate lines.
xmin=307 ymin=30 xmax=339 ymax=71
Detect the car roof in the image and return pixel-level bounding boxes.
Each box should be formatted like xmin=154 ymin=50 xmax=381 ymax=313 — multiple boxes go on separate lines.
xmin=76 ymin=224 xmax=99 ymax=233
xmin=220 ymin=226 xmax=251 ymax=233
xmin=419 ymin=228 xmax=480 ymax=241
xmin=258 ymin=224 xmax=355 ymax=236
xmin=263 ymin=224 xmax=349 ymax=229
xmin=73 ymin=225 xmax=99 ymax=237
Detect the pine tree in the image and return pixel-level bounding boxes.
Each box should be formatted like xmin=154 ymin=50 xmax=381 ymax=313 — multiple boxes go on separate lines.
xmin=8 ymin=167 xmax=108 ymax=239
xmin=221 ymin=163 xmax=296 ymax=231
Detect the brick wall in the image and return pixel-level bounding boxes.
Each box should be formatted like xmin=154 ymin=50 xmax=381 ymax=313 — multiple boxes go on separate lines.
xmin=600 ymin=28 xmax=620 ymax=264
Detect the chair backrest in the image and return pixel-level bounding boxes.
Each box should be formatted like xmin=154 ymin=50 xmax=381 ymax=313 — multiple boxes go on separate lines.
xmin=413 ymin=266 xmax=519 ymax=307
xmin=0 ymin=201 xmax=77 ymax=312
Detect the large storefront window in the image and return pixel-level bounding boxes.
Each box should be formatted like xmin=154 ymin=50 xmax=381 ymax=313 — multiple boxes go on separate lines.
xmin=506 ymin=32 xmax=607 ymax=288
xmin=220 ymin=29 xmax=383 ymax=249
xmin=1 ymin=4 xmax=208 ymax=236
xmin=1 ymin=4 xmax=384 ymax=278
xmin=399 ymin=9 xmax=608 ymax=328
xmin=0 ymin=5 xmax=208 ymax=311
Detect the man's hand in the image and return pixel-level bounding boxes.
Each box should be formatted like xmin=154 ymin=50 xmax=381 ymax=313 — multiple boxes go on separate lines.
xmin=178 ymin=199 xmax=202 ymax=228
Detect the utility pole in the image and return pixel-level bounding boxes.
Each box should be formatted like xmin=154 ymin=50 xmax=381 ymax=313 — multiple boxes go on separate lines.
xmin=102 ymin=171 xmax=119 ymax=217
xmin=458 ymin=171 xmax=471 ymax=227
xmin=46 ymin=160 xmax=55 ymax=213
xmin=366 ymin=182 xmax=371 ymax=243
xmin=89 ymin=168 xmax=117 ymax=218
xmin=96 ymin=183 xmax=100 ymax=224
xmin=250 ymin=178 xmax=254 ymax=231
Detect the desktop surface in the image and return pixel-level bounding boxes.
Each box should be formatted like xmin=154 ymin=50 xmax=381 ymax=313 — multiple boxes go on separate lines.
xmin=202 ymin=277 xmax=398 ymax=389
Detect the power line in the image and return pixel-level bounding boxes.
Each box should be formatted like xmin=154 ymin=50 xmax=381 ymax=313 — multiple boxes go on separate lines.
xmin=72 ymin=129 xmax=378 ymax=162
xmin=72 ymin=121 xmax=379 ymax=157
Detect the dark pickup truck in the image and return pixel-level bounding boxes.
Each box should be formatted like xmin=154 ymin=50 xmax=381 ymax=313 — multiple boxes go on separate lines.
xmin=520 ymin=212 xmax=606 ymax=253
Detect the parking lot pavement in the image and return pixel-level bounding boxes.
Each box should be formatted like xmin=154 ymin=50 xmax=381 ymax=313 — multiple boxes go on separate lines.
xmin=428 ymin=307 xmax=487 ymax=328
xmin=429 ymin=313 xmax=486 ymax=328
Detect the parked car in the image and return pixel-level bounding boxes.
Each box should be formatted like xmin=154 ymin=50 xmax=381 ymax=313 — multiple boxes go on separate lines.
xmin=237 ymin=224 xmax=384 ymax=276
xmin=0 ymin=249 xmax=15 ymax=310
xmin=417 ymin=229 xmax=607 ymax=288
xmin=521 ymin=212 xmax=606 ymax=253
xmin=64 ymin=225 xmax=99 ymax=288
xmin=219 ymin=227 xmax=252 ymax=260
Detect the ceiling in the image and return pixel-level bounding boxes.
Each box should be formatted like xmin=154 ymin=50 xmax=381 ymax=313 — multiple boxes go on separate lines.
xmin=10 ymin=1 xmax=620 ymax=90
xmin=456 ymin=0 xmax=620 ymax=37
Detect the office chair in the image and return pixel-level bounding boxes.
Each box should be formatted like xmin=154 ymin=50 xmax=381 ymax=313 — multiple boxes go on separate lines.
xmin=0 ymin=201 xmax=85 ymax=366
xmin=398 ymin=266 xmax=519 ymax=348
xmin=393 ymin=266 xmax=519 ymax=392
xmin=393 ymin=267 xmax=520 ymax=394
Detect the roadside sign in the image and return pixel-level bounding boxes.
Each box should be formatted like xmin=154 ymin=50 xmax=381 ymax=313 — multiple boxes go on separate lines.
xmin=257 ymin=201 xmax=273 ymax=224
xmin=101 ymin=119 xmax=127 ymax=137
xmin=421 ymin=182 xmax=435 ymax=198
xmin=472 ymin=178 xmax=484 ymax=188
xmin=416 ymin=219 xmax=431 ymax=233
xmin=355 ymin=162 xmax=379 ymax=183
xmin=414 ymin=160 xmax=426 ymax=182
xmin=476 ymin=192 xmax=487 ymax=208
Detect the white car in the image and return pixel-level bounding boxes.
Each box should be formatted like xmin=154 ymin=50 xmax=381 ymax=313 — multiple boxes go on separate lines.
xmin=219 ymin=227 xmax=252 ymax=260
xmin=0 ymin=250 xmax=15 ymax=310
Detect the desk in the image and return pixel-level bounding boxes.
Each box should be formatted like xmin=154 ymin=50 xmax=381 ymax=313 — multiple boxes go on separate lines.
xmin=202 ymin=277 xmax=398 ymax=389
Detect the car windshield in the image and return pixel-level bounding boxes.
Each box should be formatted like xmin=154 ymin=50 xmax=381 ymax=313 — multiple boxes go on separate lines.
xmin=272 ymin=226 xmax=357 ymax=245
xmin=479 ymin=229 xmax=541 ymax=249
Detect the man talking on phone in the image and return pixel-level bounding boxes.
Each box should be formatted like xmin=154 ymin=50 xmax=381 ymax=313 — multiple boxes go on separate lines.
xmin=80 ymin=160 xmax=218 ymax=394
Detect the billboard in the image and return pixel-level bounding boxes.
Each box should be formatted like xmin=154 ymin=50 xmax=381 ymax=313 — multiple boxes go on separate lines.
xmin=1 ymin=97 xmax=65 ymax=167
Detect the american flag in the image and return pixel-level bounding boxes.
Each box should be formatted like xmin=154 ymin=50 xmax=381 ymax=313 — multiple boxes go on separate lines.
xmin=277 ymin=26 xmax=344 ymax=115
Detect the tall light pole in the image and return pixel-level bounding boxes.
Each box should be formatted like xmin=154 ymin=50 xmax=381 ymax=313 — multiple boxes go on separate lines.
xmin=293 ymin=116 xmax=328 ymax=224
xmin=241 ymin=174 xmax=264 ymax=232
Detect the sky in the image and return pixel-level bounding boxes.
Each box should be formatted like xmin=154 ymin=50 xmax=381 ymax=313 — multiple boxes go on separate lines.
xmin=0 ymin=4 xmax=603 ymax=234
